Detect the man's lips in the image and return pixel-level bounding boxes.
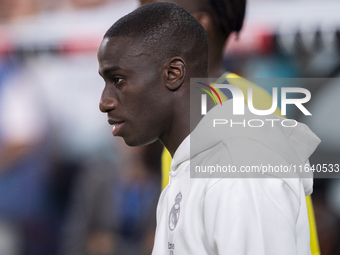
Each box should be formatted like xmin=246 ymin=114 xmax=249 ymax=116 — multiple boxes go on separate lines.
xmin=108 ymin=119 xmax=125 ymax=136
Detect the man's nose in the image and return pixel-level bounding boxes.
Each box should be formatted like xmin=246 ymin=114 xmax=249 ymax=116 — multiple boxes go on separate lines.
xmin=99 ymin=90 xmax=117 ymax=113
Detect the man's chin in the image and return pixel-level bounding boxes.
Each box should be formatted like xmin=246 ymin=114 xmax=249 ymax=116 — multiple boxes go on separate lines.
xmin=123 ymin=136 xmax=159 ymax=147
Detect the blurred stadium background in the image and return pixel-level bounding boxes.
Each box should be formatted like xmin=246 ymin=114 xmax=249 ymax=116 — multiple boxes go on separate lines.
xmin=0 ymin=0 xmax=339 ymax=254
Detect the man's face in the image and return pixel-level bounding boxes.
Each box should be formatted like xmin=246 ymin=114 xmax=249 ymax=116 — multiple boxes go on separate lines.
xmin=98 ymin=37 xmax=170 ymax=146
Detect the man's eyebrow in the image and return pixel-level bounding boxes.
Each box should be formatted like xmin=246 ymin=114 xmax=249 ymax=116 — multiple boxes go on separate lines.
xmin=99 ymin=66 xmax=121 ymax=77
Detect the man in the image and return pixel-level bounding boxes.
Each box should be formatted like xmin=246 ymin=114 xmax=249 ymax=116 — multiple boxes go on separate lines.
xmin=98 ymin=3 xmax=320 ymax=254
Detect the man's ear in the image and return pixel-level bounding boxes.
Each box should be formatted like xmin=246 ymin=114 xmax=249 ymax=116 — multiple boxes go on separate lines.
xmin=165 ymin=57 xmax=186 ymax=91
xmin=192 ymin=12 xmax=213 ymax=36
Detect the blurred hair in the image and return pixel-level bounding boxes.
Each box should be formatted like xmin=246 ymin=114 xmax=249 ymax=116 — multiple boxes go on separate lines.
xmin=191 ymin=0 xmax=246 ymax=37
xmin=209 ymin=0 xmax=246 ymax=34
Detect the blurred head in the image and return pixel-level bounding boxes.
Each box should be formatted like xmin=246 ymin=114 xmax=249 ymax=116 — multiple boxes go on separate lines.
xmin=98 ymin=3 xmax=208 ymax=147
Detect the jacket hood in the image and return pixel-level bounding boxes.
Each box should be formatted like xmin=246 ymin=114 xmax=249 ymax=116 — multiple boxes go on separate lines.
xmin=171 ymin=100 xmax=321 ymax=196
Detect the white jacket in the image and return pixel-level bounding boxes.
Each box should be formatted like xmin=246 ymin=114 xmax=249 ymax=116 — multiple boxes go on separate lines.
xmin=152 ymin=100 xmax=320 ymax=255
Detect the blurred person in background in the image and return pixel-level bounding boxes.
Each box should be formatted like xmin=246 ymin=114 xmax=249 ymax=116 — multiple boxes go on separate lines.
xmin=0 ymin=57 xmax=53 ymax=255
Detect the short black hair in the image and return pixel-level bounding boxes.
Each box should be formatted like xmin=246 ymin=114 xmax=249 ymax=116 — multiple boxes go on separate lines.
xmin=104 ymin=2 xmax=209 ymax=77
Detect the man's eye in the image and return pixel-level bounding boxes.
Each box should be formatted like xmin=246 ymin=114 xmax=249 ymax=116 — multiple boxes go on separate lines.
xmin=112 ymin=77 xmax=123 ymax=85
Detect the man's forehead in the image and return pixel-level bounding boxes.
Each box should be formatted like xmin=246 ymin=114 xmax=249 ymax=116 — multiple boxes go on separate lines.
xmin=97 ymin=36 xmax=159 ymax=75
xmin=98 ymin=36 xmax=148 ymax=58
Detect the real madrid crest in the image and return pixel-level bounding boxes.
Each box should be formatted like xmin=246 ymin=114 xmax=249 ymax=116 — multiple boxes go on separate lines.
xmin=169 ymin=192 xmax=182 ymax=231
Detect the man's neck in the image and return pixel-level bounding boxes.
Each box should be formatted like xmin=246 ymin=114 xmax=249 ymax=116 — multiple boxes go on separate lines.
xmin=160 ymin=127 xmax=190 ymax=158
xmin=159 ymin=101 xmax=192 ymax=158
